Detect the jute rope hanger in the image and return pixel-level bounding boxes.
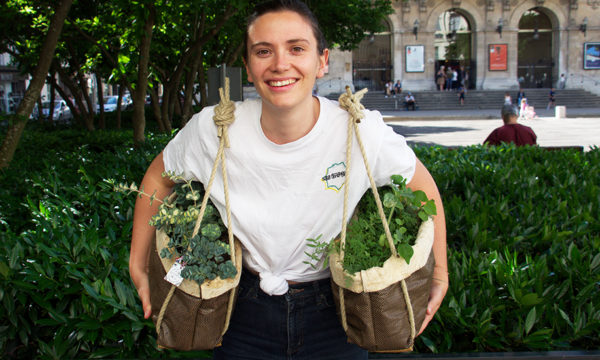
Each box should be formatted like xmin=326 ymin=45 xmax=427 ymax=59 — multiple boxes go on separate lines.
xmin=337 ymin=86 xmax=417 ymax=342
xmin=156 ymin=78 xmax=237 ymax=336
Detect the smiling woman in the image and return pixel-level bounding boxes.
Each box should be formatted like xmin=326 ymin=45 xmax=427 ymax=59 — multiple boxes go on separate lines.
xmin=129 ymin=1 xmax=447 ymax=359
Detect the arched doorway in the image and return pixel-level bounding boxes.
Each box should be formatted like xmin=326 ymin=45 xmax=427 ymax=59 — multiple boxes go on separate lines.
xmin=352 ymin=21 xmax=392 ymax=91
xmin=517 ymin=8 xmax=554 ymax=88
xmin=434 ymin=9 xmax=474 ymax=89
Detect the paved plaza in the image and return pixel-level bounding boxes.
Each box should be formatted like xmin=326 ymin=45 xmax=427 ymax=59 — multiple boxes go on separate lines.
xmin=382 ymin=108 xmax=600 ymax=151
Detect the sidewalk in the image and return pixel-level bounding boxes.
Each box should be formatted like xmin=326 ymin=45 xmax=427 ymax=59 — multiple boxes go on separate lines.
xmin=383 ymin=109 xmax=600 ymax=151
xmin=381 ymin=107 xmax=600 ymax=121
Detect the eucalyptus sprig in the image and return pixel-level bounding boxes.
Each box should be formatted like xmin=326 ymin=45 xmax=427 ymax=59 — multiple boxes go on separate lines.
xmin=111 ymin=173 xmax=236 ymax=285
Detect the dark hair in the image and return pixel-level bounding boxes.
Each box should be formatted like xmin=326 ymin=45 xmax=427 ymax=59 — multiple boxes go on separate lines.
xmin=243 ymin=0 xmax=327 ymax=61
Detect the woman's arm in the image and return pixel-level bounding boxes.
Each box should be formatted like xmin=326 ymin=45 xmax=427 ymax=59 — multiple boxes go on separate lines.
xmin=129 ymin=152 xmax=175 ymax=319
xmin=406 ymin=158 xmax=448 ymax=335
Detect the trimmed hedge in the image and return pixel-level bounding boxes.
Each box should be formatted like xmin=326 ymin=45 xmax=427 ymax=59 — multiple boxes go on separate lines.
xmin=0 ymin=128 xmax=598 ymax=358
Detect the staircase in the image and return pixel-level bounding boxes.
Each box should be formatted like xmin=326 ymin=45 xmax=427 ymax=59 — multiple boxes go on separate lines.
xmin=328 ymin=89 xmax=600 ymax=112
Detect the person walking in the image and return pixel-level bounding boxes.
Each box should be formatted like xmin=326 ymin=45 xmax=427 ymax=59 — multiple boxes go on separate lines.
xmin=547 ymin=87 xmax=556 ymax=109
xmin=129 ymin=1 xmax=448 ymax=359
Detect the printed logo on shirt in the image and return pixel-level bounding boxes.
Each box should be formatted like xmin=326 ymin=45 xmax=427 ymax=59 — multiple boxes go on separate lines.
xmin=321 ymin=162 xmax=346 ymax=191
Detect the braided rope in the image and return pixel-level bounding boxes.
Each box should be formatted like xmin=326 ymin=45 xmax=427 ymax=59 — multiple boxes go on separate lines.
xmin=157 ymin=78 xmax=237 ymax=336
xmin=336 ymin=86 xmax=415 ymax=343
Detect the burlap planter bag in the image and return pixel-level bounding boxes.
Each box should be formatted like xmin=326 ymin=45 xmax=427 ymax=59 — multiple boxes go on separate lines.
xmin=147 ymin=79 xmax=241 ymax=350
xmin=332 ymin=87 xmax=435 ymax=352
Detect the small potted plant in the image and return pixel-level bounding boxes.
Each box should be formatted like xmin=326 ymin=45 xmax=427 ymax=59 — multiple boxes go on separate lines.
xmin=306 ymin=175 xmax=437 ymax=352
xmin=114 ymin=174 xmax=241 ymax=350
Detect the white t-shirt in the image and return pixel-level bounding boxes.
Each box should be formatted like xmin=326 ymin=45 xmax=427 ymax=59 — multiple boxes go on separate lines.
xmin=163 ymin=96 xmax=416 ymax=295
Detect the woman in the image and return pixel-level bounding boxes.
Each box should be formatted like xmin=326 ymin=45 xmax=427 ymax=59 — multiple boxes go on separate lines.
xmin=130 ymin=1 xmax=448 ymax=359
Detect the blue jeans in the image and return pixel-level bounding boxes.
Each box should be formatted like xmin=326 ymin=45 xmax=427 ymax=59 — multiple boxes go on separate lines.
xmin=212 ymin=270 xmax=368 ymax=360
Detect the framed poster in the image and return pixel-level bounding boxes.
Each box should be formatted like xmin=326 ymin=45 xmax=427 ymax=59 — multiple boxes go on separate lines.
xmin=583 ymin=42 xmax=600 ymax=70
xmin=488 ymin=44 xmax=507 ymax=71
xmin=405 ymin=45 xmax=425 ymax=72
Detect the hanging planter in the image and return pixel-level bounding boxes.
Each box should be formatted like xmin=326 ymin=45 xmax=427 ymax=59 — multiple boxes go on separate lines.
xmin=330 ymin=87 xmax=437 ymax=352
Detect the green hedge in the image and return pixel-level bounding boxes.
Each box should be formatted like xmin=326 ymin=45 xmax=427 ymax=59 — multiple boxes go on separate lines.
xmin=0 ymin=128 xmax=598 ymax=358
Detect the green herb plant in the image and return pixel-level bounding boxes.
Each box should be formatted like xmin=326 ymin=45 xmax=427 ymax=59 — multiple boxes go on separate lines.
xmin=114 ymin=174 xmax=236 ymax=285
xmin=305 ymin=175 xmax=436 ymax=275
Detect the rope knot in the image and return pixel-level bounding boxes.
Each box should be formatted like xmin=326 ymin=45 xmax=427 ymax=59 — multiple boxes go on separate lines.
xmin=338 ymin=86 xmax=368 ymax=123
xmin=213 ymin=78 xmax=236 ymax=147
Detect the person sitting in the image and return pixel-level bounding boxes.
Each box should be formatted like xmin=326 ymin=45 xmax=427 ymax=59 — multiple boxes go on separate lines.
xmin=484 ymin=104 xmax=537 ymax=146
xmin=404 ymin=92 xmax=416 ymax=111
xmin=393 ymin=80 xmax=402 ymax=96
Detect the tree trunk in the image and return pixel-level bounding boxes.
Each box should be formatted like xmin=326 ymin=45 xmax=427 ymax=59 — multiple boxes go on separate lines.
xmin=48 ymin=73 xmax=56 ymax=122
xmin=0 ymin=0 xmax=73 ymax=169
xmin=116 ymin=84 xmax=124 ymax=127
xmin=132 ymin=4 xmax=155 ymax=146
xmin=96 ymin=73 xmax=105 ymax=129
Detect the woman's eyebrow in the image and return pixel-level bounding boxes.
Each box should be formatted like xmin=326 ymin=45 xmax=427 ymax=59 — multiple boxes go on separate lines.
xmin=250 ymin=38 xmax=310 ymax=50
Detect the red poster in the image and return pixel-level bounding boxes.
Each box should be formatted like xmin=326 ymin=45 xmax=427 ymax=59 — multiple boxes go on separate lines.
xmin=489 ymin=44 xmax=507 ymax=71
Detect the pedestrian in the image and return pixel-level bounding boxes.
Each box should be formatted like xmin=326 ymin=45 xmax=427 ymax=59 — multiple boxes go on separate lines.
xmin=547 ymin=87 xmax=556 ymax=109
xmin=128 ymin=1 xmax=448 ymax=359
xmin=436 ymin=66 xmax=446 ymax=91
xmin=394 ymin=80 xmax=402 ymax=96
xmin=445 ymin=66 xmax=453 ymax=91
xmin=516 ymin=88 xmax=526 ymax=107
xmin=404 ymin=91 xmax=416 ymax=110
xmin=504 ymin=92 xmax=512 ymax=105
xmin=484 ymin=104 xmax=537 ymax=146
xmin=385 ymin=81 xmax=392 ymax=98
xmin=557 ymin=74 xmax=566 ymax=89
xmin=458 ymin=85 xmax=465 ymax=106
xmin=451 ymin=68 xmax=458 ymax=90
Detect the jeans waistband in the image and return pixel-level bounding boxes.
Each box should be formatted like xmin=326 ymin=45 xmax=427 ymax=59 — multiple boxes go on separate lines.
xmin=240 ymin=268 xmax=331 ymax=298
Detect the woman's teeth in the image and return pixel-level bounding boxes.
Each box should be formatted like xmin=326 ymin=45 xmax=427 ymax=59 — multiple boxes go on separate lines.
xmin=269 ymin=79 xmax=296 ymax=87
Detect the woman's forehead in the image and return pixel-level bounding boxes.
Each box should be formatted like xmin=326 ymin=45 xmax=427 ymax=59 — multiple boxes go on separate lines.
xmin=248 ymin=10 xmax=315 ymax=43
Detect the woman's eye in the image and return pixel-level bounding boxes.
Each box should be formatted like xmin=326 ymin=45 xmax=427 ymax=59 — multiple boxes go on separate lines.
xmin=256 ymin=49 xmax=271 ymax=56
xmin=291 ymin=46 xmax=305 ymax=54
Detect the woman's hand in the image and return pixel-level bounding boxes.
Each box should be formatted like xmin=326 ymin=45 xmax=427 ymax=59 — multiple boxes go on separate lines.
xmin=418 ymin=267 xmax=448 ymax=335
xmin=130 ymin=263 xmax=152 ymax=319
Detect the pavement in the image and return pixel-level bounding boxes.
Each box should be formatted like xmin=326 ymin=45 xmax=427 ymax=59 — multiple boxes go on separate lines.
xmin=381 ymin=107 xmax=600 ymax=151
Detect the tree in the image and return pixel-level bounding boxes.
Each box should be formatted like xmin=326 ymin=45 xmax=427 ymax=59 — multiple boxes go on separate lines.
xmin=0 ymin=0 xmax=74 ymax=169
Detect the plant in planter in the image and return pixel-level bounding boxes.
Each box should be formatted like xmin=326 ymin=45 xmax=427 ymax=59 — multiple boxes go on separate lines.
xmin=340 ymin=174 xmax=436 ymax=273
xmin=305 ymin=174 xmax=436 ymax=274
xmin=113 ymin=174 xmax=236 ymax=285
xmin=307 ymin=174 xmax=438 ymax=352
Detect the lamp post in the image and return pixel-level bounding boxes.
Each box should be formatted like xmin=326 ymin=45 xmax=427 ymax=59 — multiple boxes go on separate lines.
xmin=413 ymin=19 xmax=420 ymax=40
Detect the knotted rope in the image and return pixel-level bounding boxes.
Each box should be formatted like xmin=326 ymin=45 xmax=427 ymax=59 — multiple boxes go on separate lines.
xmin=337 ymin=86 xmax=416 ymax=342
xmin=157 ymin=78 xmax=237 ymax=336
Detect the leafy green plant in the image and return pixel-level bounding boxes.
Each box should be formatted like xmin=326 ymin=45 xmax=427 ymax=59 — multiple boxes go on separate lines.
xmin=316 ymin=175 xmax=436 ymax=275
xmin=114 ymin=176 xmax=236 ymax=285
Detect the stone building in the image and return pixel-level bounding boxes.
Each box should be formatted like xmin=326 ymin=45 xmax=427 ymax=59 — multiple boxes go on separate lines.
xmin=319 ymin=0 xmax=599 ymax=96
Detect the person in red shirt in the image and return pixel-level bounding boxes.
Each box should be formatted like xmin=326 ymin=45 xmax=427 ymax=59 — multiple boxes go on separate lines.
xmin=484 ymin=104 xmax=537 ymax=146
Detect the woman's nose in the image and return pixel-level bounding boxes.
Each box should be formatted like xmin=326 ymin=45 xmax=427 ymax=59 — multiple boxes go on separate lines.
xmin=271 ymin=51 xmax=290 ymax=72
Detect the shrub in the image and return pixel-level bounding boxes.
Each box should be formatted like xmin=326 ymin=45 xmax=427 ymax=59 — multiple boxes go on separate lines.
xmin=0 ymin=128 xmax=598 ymax=357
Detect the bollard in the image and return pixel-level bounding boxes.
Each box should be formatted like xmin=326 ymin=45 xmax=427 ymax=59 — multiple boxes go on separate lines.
xmin=555 ymin=106 xmax=566 ymax=119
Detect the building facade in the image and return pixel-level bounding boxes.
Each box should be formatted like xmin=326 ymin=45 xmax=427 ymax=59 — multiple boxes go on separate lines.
xmin=319 ymin=0 xmax=599 ymax=96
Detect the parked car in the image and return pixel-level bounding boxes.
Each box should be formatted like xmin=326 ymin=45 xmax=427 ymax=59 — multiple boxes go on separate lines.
xmin=97 ymin=95 xmax=132 ymax=113
xmin=35 ymin=100 xmax=72 ymax=121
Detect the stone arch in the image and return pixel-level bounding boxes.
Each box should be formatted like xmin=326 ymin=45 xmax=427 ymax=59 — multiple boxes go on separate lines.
xmin=424 ymin=3 xmax=480 ymax=89
xmin=508 ymin=1 xmax=566 ymax=29
xmin=511 ymin=3 xmax=564 ymax=88
xmin=351 ymin=17 xmax=393 ymax=91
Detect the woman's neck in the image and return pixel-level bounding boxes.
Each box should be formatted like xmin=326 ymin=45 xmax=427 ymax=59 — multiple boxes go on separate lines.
xmin=260 ymin=96 xmax=320 ymax=145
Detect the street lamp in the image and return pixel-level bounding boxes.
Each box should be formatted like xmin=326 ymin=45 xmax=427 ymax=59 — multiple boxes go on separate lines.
xmin=413 ymin=19 xmax=420 ymax=40
xmin=497 ymin=18 xmax=504 ymax=38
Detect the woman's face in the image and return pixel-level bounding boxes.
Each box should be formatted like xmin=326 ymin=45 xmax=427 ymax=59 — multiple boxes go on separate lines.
xmin=245 ymin=10 xmax=328 ymax=111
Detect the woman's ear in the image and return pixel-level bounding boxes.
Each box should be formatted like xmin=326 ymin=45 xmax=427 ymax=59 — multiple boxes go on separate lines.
xmin=243 ymin=58 xmax=254 ymax=83
xmin=316 ymin=49 xmax=330 ymax=79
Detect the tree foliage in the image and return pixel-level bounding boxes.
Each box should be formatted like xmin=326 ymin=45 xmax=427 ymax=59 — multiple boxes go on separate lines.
xmin=1 ymin=0 xmax=393 ymax=165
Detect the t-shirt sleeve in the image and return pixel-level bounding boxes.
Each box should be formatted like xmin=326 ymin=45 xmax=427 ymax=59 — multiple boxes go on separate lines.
xmin=362 ymin=110 xmax=416 ymax=186
xmin=162 ymin=108 xmax=217 ymax=183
